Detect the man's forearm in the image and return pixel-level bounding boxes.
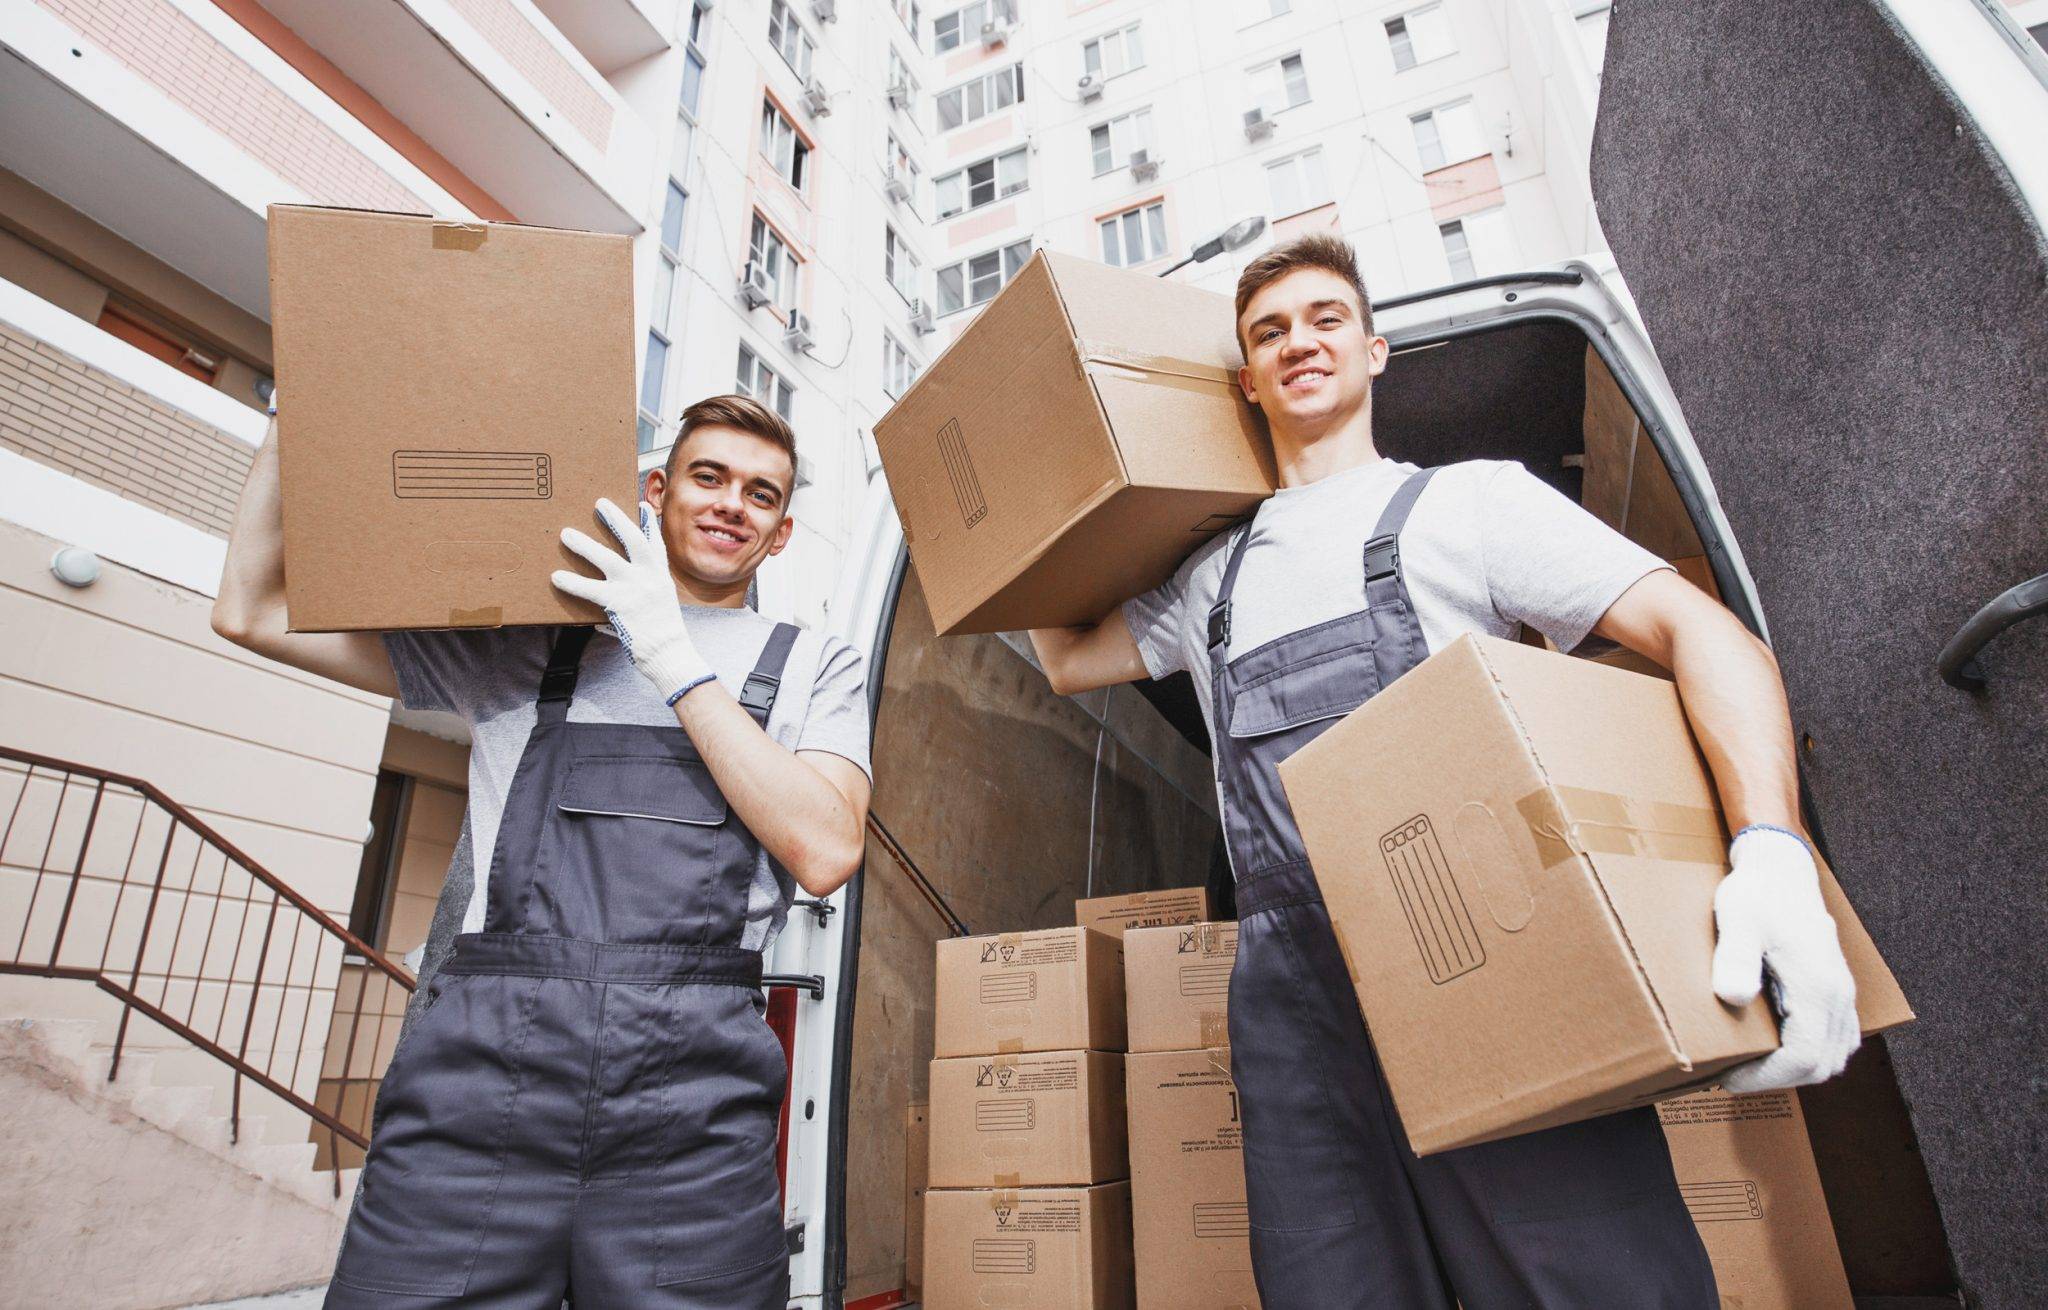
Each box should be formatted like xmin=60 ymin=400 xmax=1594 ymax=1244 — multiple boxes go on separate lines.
xmin=1667 ymin=619 xmax=1804 ymax=835
xmin=671 ymin=686 xmax=865 ymax=896
xmin=213 ymin=423 xmax=287 ymax=640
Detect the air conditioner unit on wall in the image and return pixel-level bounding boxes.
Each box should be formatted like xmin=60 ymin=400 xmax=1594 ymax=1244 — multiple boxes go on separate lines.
xmin=980 ymin=18 xmax=1011 ymax=47
xmin=811 ymin=0 xmax=836 ymax=22
xmin=739 ymin=261 xmax=773 ymax=309
xmin=1243 ymin=106 xmax=1275 ymax=141
xmin=802 ymin=79 xmax=832 ymax=117
xmin=1078 ymin=73 xmax=1103 ymax=101
xmin=907 ymin=300 xmax=936 ymax=335
xmin=884 ymin=166 xmax=913 ymax=203
xmin=1129 ymin=148 xmax=1161 ymax=181
xmin=887 ymin=79 xmax=914 ymax=111
xmin=784 ymin=311 xmax=816 ymax=352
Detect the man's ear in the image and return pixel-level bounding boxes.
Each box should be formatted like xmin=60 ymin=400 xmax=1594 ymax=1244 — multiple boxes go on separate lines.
xmin=643 ymin=465 xmax=669 ymax=506
xmin=1366 ymin=335 xmax=1390 ymax=378
xmin=1238 ymin=363 xmax=1259 ymax=405
xmin=767 ymin=512 xmax=795 ymax=558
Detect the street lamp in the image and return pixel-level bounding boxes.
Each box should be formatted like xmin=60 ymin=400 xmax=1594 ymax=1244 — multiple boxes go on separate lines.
xmin=1157 ymin=215 xmax=1268 ymax=277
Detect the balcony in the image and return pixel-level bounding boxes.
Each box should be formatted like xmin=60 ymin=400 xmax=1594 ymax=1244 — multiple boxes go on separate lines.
xmin=533 ymin=0 xmax=673 ymax=76
xmin=259 ymin=0 xmax=657 ymax=232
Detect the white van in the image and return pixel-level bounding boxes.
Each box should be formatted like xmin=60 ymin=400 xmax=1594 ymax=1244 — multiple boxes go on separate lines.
xmin=769 ymin=5 xmax=2048 ymax=1306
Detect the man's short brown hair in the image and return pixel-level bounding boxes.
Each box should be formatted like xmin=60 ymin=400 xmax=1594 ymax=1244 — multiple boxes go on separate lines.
xmin=1233 ymin=234 xmax=1373 ymax=353
xmin=666 ymin=393 xmax=799 ymax=494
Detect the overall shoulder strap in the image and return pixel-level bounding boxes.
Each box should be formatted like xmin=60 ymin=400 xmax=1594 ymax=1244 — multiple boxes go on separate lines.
xmin=536 ymin=625 xmax=594 ymax=721
xmin=739 ymin=622 xmax=801 ymax=723
xmin=1362 ymin=466 xmax=1443 ymax=586
xmin=1363 ymin=467 xmax=1442 ymax=688
xmin=1205 ymin=525 xmax=1256 ymax=655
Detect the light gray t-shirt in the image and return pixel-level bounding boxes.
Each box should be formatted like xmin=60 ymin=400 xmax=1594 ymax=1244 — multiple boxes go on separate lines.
xmin=385 ymin=607 xmax=872 ymax=955
xmin=1122 ymin=457 xmax=1670 ymax=741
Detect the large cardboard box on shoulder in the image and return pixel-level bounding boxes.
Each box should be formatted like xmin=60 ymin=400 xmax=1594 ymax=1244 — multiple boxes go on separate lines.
xmin=268 ymin=205 xmax=637 ymax=632
xmin=923 ymin=1181 xmax=1134 ymax=1310
xmin=934 ymin=927 xmax=1126 ymax=1059
xmin=1125 ymin=1049 xmax=1259 ymax=1310
xmin=1659 ymin=1088 xmax=1854 ymax=1309
xmin=928 ymin=1049 xmax=1128 ymax=1188
xmin=1277 ymin=635 xmax=1913 ymax=1156
xmin=872 ymin=251 xmax=1275 ymax=635
xmin=1075 ymin=887 xmax=1211 ymax=942
xmin=1125 ymin=922 xmax=1237 ymax=1054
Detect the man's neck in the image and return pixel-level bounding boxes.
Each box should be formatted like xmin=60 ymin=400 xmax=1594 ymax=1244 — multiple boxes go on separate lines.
xmin=673 ymin=570 xmax=752 ymax=609
xmin=1268 ymin=403 xmax=1382 ymax=488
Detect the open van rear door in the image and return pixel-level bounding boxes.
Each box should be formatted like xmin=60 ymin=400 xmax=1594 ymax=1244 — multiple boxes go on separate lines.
xmin=1592 ymin=2 xmax=2047 ymax=1302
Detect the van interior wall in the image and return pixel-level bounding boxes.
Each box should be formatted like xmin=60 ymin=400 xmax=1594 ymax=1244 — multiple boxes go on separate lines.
xmin=845 ymin=565 xmax=1221 ymax=1303
xmin=1374 ymin=319 xmax=1590 ymax=491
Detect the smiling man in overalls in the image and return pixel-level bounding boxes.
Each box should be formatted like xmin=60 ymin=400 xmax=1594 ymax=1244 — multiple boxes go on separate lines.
xmin=1027 ymin=236 xmax=1860 ymax=1307
xmin=213 ymin=393 xmax=872 ymax=1308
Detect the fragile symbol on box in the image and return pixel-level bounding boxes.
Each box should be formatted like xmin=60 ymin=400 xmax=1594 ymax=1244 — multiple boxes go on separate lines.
xmin=972 ymin=1237 xmax=1034 ymax=1273
xmin=1379 ymin=815 xmax=1486 ymax=984
xmin=392 ymin=450 xmax=554 ymax=500
xmin=1680 ymin=1179 xmax=1763 ymax=1222
xmin=975 ymin=1063 xmax=1019 ymax=1090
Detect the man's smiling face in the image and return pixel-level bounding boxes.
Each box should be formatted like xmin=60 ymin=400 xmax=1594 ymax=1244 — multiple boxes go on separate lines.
xmin=644 ymin=423 xmax=794 ymax=592
xmin=1235 ymin=266 xmax=1387 ymax=434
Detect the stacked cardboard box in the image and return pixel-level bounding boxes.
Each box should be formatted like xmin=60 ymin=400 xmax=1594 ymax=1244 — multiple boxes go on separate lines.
xmin=924 ymin=926 xmax=1134 ymax=1308
xmin=1075 ymin=888 xmax=1211 ymax=942
xmin=1124 ymin=920 xmax=1260 ymax=1310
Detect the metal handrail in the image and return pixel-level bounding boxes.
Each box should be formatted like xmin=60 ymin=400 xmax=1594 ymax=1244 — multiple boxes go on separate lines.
xmin=0 ymin=745 xmax=415 ymax=1193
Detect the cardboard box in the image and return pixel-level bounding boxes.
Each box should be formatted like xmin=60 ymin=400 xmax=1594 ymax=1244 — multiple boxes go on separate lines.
xmin=1277 ymin=635 xmax=1913 ymax=1155
xmin=928 ymin=1050 xmax=1128 ymax=1188
xmin=1660 ymin=1088 xmax=1853 ymax=1309
xmin=1125 ymin=1050 xmax=1259 ymax=1310
xmin=934 ymin=927 xmax=1126 ymax=1059
xmin=906 ymin=1101 xmax=929 ymax=1303
xmin=1075 ymin=887 xmax=1212 ymax=941
xmin=268 ymin=205 xmax=636 ymax=632
xmin=1125 ymin=922 xmax=1237 ymax=1054
xmin=872 ymin=251 xmax=1274 ymax=635
xmin=923 ymin=1182 xmax=1134 ymax=1310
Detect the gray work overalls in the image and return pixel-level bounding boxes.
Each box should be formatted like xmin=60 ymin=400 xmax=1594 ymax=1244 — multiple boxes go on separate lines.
xmin=327 ymin=624 xmax=798 ymax=1309
xmin=1212 ymin=467 xmax=1718 ymax=1308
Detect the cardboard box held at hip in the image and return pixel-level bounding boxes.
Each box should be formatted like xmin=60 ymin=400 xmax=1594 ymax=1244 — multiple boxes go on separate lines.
xmin=267 ymin=205 xmax=638 ymax=632
xmin=1277 ymin=635 xmax=1912 ymax=1156
xmin=872 ymin=251 xmax=1274 ymax=636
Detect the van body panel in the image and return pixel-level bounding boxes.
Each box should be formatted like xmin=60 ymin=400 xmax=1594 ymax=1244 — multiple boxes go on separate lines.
xmin=1592 ymin=0 xmax=2048 ymax=1301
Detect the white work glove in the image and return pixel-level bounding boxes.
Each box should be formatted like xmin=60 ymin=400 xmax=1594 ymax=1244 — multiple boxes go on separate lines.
xmin=551 ymin=498 xmax=714 ymax=704
xmin=1712 ymin=825 xmax=1860 ymax=1092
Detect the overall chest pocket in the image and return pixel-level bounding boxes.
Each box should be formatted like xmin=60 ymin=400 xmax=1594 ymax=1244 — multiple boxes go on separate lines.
xmin=552 ymin=755 xmax=734 ymax=942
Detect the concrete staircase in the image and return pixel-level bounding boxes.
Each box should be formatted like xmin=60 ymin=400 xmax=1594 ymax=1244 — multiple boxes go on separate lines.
xmin=0 ymin=996 xmax=355 ymax=1310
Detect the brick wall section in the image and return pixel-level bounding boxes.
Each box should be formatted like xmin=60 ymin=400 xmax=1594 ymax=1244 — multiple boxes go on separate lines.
xmin=35 ymin=0 xmax=426 ymax=213
xmin=446 ymin=0 xmax=613 ymax=150
xmin=0 ymin=320 xmax=252 ymax=539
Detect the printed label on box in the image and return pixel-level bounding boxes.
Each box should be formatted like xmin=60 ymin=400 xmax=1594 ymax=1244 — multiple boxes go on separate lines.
xmin=1380 ymin=814 xmax=1486 ymax=983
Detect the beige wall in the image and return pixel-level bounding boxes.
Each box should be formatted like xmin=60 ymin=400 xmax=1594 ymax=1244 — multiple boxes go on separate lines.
xmin=0 ymin=515 xmax=390 ymax=1095
xmin=377 ymin=726 xmax=468 ymax=959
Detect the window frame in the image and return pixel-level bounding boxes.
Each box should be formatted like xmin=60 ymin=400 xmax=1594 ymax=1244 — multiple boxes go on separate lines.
xmin=882 ymin=331 xmax=918 ymax=399
xmin=1385 ymin=2 xmax=1454 ymax=72
xmin=760 ymin=97 xmax=811 ymax=193
xmin=1081 ymin=21 xmax=1145 ymax=80
xmin=1098 ymin=200 xmax=1167 ymax=268
xmin=1264 ymin=146 xmax=1330 ymax=220
xmin=885 ymin=225 xmax=922 ymax=304
xmin=933 ymin=145 xmax=1029 ymax=220
xmin=1410 ymin=97 xmax=1487 ymax=172
xmin=934 ymin=239 xmax=1033 ymax=316
xmin=935 ymin=64 xmax=1025 ymax=134
xmin=748 ymin=212 xmax=801 ymax=313
xmin=1247 ymin=51 xmax=1310 ymax=115
xmin=1089 ymin=107 xmax=1155 ymax=176
xmin=768 ymin=0 xmax=814 ymax=81
xmin=933 ymin=0 xmax=998 ymax=53
xmin=737 ymin=342 xmax=796 ymax=421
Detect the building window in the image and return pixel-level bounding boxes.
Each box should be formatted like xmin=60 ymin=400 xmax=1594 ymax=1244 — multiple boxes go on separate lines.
xmin=1411 ymin=98 xmax=1487 ymax=171
xmin=1082 ymin=22 xmax=1144 ymax=79
xmin=885 ymin=226 xmax=921 ymax=302
xmin=936 ymin=64 xmax=1024 ymax=132
xmin=934 ymin=146 xmax=1028 ymax=219
xmin=1264 ymin=147 xmax=1329 ymax=219
xmin=1089 ymin=107 xmax=1154 ymax=175
xmin=935 ymin=240 xmax=1032 ymax=315
xmin=1439 ymin=206 xmax=1515 ymax=280
xmin=934 ymin=1 xmax=1010 ymax=53
xmin=737 ymin=344 xmax=795 ymax=420
xmin=1386 ymin=3 xmax=1455 ymax=71
xmin=1099 ymin=202 xmax=1166 ymax=268
xmin=894 ymin=0 xmax=922 ymax=43
xmin=761 ymin=99 xmax=810 ymax=191
xmin=886 ymin=132 xmax=921 ymax=205
xmin=883 ymin=332 xmax=918 ymax=399
xmin=889 ymin=47 xmax=919 ymax=113
xmin=768 ymin=0 xmax=813 ymax=80
xmin=748 ymin=213 xmax=799 ymax=311
xmin=639 ymin=180 xmax=688 ymax=453
xmin=1247 ymin=52 xmax=1309 ymax=114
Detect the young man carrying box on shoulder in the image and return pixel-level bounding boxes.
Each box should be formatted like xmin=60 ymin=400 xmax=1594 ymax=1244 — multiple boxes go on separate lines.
xmin=1027 ymin=236 xmax=1858 ymax=1308
xmin=212 ymin=394 xmax=872 ymax=1308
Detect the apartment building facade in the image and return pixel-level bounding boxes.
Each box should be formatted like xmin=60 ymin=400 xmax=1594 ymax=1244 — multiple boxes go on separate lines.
xmin=0 ymin=0 xmax=1610 ymax=1305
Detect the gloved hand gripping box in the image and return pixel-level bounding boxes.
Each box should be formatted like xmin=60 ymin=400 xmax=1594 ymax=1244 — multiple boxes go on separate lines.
xmin=1277 ymin=634 xmax=1913 ymax=1156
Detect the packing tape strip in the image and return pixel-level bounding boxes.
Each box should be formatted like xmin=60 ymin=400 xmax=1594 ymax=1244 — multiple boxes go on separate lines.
xmin=431 ymin=222 xmax=488 ymax=251
xmin=1074 ymin=339 xmax=1239 ymax=388
xmin=1202 ymin=1044 xmax=1232 ymax=1077
xmin=991 ymin=1186 xmax=1019 ymax=1206
xmin=1515 ymin=785 xmax=1727 ymax=870
xmin=1199 ymin=1012 xmax=1229 ymax=1049
xmin=995 ymin=1038 xmax=1024 ymax=1054
xmin=447 ymin=606 xmax=503 ymax=627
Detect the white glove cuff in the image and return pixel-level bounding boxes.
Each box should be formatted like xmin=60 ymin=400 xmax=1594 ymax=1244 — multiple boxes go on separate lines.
xmin=635 ymin=636 xmax=712 ymax=705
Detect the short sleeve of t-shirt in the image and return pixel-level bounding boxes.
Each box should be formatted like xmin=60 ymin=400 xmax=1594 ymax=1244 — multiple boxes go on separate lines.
xmin=1120 ymin=548 xmax=1200 ymax=682
xmin=1478 ymin=462 xmax=1671 ymax=652
xmin=382 ymin=628 xmax=538 ymax=718
xmin=794 ymin=637 xmax=874 ymax=781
